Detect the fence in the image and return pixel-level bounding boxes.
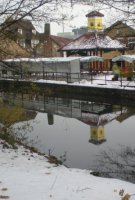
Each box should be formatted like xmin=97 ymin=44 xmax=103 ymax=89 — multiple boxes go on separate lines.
xmin=0 ymin=70 xmax=135 ymax=88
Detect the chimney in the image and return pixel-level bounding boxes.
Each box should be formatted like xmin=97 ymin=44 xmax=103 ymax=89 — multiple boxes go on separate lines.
xmin=44 ymin=23 xmax=50 ymax=36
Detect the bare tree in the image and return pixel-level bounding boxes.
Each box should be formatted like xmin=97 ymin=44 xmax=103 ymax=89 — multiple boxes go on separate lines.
xmin=71 ymin=0 xmax=135 ymax=24
xmin=0 ymin=0 xmax=134 ymax=61
xmin=0 ymin=0 xmax=75 ymax=60
xmin=92 ymin=146 xmax=135 ymax=183
xmin=0 ymin=0 xmax=74 ymax=34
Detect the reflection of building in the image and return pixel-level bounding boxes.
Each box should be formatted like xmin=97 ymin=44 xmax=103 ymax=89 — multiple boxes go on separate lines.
xmin=89 ymin=126 xmax=106 ymax=145
xmin=1 ymin=92 xmax=128 ymax=145
xmin=47 ymin=113 xmax=54 ymax=125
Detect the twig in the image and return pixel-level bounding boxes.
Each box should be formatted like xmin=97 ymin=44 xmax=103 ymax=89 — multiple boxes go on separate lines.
xmin=130 ymin=193 xmax=135 ymax=196
xmin=50 ymin=176 xmax=57 ymax=190
xmin=76 ymin=187 xmax=92 ymax=192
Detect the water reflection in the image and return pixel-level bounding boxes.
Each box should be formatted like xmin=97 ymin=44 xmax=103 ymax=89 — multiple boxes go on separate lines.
xmin=0 ymin=91 xmax=135 ymax=170
xmin=0 ymin=92 xmax=124 ymax=144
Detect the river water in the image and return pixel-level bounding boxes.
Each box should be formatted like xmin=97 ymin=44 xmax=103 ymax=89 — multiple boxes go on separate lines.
xmin=1 ymin=91 xmax=135 ymax=172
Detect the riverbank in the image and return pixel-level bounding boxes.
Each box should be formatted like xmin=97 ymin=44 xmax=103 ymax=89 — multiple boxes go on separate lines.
xmin=1 ymin=75 xmax=135 ymax=106
xmin=0 ymin=139 xmax=135 ymax=200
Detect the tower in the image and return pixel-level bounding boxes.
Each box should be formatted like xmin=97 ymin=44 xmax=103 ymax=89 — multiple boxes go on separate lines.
xmin=89 ymin=125 xmax=106 ymax=145
xmin=86 ymin=11 xmax=104 ymax=32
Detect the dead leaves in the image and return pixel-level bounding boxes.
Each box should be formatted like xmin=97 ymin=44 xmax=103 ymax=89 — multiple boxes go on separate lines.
xmin=122 ymin=194 xmax=131 ymax=200
xmin=118 ymin=189 xmax=131 ymax=200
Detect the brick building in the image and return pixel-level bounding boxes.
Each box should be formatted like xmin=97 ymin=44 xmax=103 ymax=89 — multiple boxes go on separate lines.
xmin=105 ymin=21 xmax=135 ymax=50
xmin=36 ymin=23 xmax=73 ymax=57
xmin=2 ymin=19 xmax=72 ymax=57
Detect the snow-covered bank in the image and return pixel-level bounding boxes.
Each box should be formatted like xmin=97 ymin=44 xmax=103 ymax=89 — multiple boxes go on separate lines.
xmin=0 ymin=139 xmax=135 ymax=200
xmin=36 ymin=74 xmax=135 ymax=90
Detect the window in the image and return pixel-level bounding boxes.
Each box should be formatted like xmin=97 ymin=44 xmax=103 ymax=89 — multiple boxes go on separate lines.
xmin=90 ymin=22 xmax=94 ymax=27
xmin=31 ymin=39 xmax=39 ymax=48
xmin=18 ymin=29 xmax=22 ymax=34
xmin=19 ymin=39 xmax=25 ymax=48
xmin=128 ymin=37 xmax=135 ymax=43
xmin=32 ymin=29 xmax=36 ymax=35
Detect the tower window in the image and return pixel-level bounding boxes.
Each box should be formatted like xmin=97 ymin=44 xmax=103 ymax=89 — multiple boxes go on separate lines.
xmin=90 ymin=22 xmax=94 ymax=26
xmin=100 ymin=130 xmax=103 ymax=135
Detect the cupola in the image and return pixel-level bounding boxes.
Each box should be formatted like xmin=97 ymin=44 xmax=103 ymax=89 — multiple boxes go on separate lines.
xmin=86 ymin=11 xmax=104 ymax=32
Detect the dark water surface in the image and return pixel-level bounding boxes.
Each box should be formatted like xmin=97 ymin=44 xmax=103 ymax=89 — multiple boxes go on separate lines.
xmin=28 ymin=112 xmax=135 ymax=169
xmin=1 ymin=92 xmax=135 ymax=170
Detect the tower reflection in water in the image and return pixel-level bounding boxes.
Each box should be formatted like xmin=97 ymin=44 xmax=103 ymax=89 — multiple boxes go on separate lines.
xmin=0 ymin=92 xmax=126 ymax=145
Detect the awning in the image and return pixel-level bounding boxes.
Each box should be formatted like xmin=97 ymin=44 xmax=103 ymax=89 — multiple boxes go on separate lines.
xmin=3 ymin=57 xmax=80 ymax=64
xmin=112 ymin=55 xmax=135 ymax=63
xmin=80 ymin=56 xmax=104 ymax=63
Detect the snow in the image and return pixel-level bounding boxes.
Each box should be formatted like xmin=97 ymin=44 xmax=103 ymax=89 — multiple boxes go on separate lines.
xmin=36 ymin=74 xmax=135 ymax=90
xmin=0 ymin=139 xmax=135 ymax=200
xmin=4 ymin=57 xmax=80 ymax=63
xmin=112 ymin=55 xmax=135 ymax=63
xmin=80 ymin=56 xmax=104 ymax=62
xmin=61 ymin=33 xmax=126 ymax=51
xmin=4 ymin=56 xmax=104 ymax=63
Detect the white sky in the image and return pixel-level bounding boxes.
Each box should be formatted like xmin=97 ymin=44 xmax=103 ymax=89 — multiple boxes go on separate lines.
xmin=35 ymin=4 xmax=127 ymax=35
xmin=35 ymin=5 xmax=132 ymax=35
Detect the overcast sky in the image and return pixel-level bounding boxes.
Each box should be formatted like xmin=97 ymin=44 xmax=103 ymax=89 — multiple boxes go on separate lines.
xmin=53 ymin=7 xmax=125 ymax=35
xmin=35 ymin=3 xmax=132 ymax=36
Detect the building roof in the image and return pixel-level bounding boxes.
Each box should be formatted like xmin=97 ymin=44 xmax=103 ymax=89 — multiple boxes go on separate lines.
xmin=105 ymin=20 xmax=135 ymax=34
xmin=60 ymin=32 xmax=126 ymax=51
xmin=50 ymin=35 xmax=73 ymax=48
xmin=86 ymin=11 xmax=104 ymax=17
xmin=2 ymin=18 xmax=39 ymax=40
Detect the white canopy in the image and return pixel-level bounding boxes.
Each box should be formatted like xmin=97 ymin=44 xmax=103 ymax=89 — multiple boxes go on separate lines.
xmin=3 ymin=57 xmax=79 ymax=63
xmin=80 ymin=56 xmax=104 ymax=63
xmin=4 ymin=56 xmax=104 ymax=64
xmin=112 ymin=55 xmax=135 ymax=63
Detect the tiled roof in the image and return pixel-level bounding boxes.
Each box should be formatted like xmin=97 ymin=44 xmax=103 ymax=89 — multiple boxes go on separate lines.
xmin=60 ymin=32 xmax=126 ymax=51
xmin=50 ymin=35 xmax=73 ymax=48
xmin=105 ymin=20 xmax=135 ymax=32
xmin=86 ymin=11 xmax=104 ymax=17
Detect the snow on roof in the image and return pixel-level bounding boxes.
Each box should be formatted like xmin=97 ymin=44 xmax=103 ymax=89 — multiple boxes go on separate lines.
xmin=112 ymin=55 xmax=135 ymax=63
xmin=3 ymin=56 xmax=104 ymax=63
xmin=4 ymin=57 xmax=80 ymax=63
xmin=61 ymin=33 xmax=126 ymax=51
xmin=80 ymin=56 xmax=104 ymax=62
xmin=79 ymin=111 xmax=122 ymax=126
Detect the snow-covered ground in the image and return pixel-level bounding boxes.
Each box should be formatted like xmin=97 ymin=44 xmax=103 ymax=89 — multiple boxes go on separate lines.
xmin=36 ymin=74 xmax=135 ymax=90
xmin=0 ymin=139 xmax=135 ymax=200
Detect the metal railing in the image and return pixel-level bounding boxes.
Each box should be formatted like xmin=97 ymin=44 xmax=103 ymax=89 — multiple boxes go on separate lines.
xmin=0 ymin=70 xmax=135 ymax=88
